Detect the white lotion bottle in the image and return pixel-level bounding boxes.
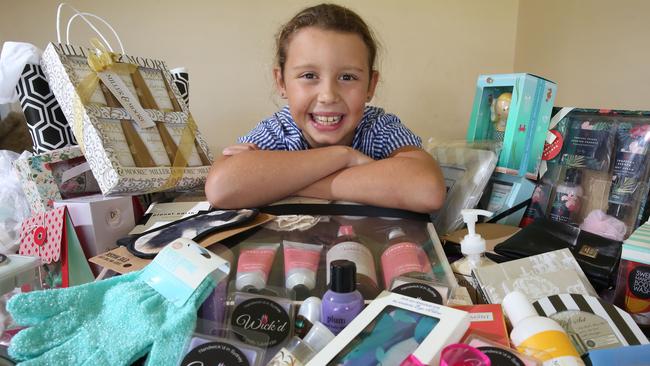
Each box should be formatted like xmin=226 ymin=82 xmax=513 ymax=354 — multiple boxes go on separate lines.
xmin=503 ymin=291 xmax=584 ymax=366
xmin=451 ymin=209 xmax=496 ymax=299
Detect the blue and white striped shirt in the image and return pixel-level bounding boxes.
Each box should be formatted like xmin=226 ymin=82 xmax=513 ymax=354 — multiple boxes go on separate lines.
xmin=238 ymin=105 xmax=422 ymax=160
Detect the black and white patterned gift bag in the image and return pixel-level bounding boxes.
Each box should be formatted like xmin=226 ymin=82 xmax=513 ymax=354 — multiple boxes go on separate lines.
xmin=15 ymin=64 xmax=76 ymax=153
xmin=170 ymin=70 xmax=189 ymax=107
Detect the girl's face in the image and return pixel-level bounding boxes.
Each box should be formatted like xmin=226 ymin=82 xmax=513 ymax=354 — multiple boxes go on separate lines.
xmin=275 ymin=27 xmax=379 ymax=148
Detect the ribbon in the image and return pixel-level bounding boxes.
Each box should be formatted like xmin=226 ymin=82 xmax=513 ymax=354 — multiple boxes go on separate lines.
xmin=157 ymin=113 xmax=199 ymax=191
xmin=76 ymin=39 xmax=137 ymax=105
xmin=73 ymin=38 xmax=137 ymax=151
xmin=70 ymin=38 xmax=198 ymax=193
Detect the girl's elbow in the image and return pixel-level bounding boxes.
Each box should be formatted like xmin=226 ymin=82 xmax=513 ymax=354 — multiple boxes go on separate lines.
xmin=418 ymin=183 xmax=446 ymax=213
xmin=205 ymin=172 xmax=237 ymax=209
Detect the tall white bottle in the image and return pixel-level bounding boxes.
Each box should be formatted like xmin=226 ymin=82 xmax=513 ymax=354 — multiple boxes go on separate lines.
xmin=503 ymin=291 xmax=584 ymax=366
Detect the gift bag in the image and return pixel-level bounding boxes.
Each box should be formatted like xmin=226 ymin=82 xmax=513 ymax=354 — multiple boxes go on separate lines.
xmin=170 ymin=67 xmax=189 ymax=107
xmin=39 ymin=4 xmax=213 ymax=195
xmin=16 ymin=63 xmax=76 ymax=153
xmin=19 ymin=206 xmax=94 ymax=288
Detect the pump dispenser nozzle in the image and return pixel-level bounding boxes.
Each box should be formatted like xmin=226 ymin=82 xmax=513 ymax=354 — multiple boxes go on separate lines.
xmin=460 ymin=209 xmax=493 ymax=255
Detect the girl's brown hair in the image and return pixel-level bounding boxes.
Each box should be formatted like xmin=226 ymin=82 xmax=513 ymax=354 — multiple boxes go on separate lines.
xmin=275 ymin=3 xmax=378 ymax=76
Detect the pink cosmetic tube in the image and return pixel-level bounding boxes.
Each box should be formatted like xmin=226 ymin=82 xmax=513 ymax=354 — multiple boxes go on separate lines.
xmin=235 ymin=243 xmax=279 ymax=291
xmin=283 ymin=240 xmax=323 ymax=297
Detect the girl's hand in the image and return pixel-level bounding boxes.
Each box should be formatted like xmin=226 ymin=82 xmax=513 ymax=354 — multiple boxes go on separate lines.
xmin=345 ymin=146 xmax=374 ymax=167
xmin=222 ymin=143 xmax=259 ymax=156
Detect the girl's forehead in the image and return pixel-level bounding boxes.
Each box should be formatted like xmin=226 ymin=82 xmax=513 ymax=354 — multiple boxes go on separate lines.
xmin=285 ymin=27 xmax=370 ymax=66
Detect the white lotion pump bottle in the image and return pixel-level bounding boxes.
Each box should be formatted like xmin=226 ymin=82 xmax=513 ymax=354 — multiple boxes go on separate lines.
xmin=451 ymin=209 xmax=496 ymax=297
xmin=503 ymin=291 xmax=584 ymax=366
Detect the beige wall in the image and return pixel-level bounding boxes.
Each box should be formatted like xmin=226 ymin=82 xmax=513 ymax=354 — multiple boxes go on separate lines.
xmin=0 ymin=0 xmax=518 ymax=152
xmin=515 ymin=0 xmax=650 ymax=110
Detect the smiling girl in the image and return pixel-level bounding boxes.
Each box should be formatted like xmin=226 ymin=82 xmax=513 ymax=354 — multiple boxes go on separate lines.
xmin=205 ymin=3 xmax=445 ymax=213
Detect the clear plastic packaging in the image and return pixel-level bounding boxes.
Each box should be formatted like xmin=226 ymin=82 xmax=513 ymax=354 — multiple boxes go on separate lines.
xmin=426 ymin=139 xmax=500 ymax=236
xmin=225 ymin=208 xmax=458 ymax=303
xmin=0 ymin=150 xmax=30 ymax=253
xmin=541 ymin=109 xmax=650 ymax=239
xmin=0 ymin=254 xmax=43 ymax=345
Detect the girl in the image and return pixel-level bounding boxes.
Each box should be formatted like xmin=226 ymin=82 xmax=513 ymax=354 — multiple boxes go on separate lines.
xmin=205 ymin=3 xmax=445 ymax=213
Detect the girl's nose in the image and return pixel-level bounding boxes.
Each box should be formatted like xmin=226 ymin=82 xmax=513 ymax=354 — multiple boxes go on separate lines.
xmin=317 ymin=80 xmax=340 ymax=104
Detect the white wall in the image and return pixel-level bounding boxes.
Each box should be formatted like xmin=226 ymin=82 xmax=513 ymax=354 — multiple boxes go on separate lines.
xmin=1 ymin=0 xmax=519 ymax=151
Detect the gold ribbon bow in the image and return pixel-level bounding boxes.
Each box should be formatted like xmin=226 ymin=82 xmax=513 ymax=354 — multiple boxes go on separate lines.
xmin=76 ymin=39 xmax=138 ymax=105
xmin=73 ymin=39 xmax=138 ymax=152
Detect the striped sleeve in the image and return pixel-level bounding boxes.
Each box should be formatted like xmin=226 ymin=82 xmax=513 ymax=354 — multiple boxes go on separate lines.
xmin=373 ymin=113 xmax=422 ymax=159
xmin=237 ymin=119 xmax=280 ymax=150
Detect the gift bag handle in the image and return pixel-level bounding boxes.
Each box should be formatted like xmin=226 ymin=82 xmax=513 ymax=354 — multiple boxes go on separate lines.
xmin=56 ymin=2 xmax=126 ymax=54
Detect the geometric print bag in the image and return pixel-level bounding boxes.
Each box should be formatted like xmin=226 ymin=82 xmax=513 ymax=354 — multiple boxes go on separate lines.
xmin=15 ymin=63 xmax=76 ymax=153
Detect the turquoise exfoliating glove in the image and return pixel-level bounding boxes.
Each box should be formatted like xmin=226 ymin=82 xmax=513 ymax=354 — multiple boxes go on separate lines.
xmin=7 ymin=270 xmax=215 ymax=366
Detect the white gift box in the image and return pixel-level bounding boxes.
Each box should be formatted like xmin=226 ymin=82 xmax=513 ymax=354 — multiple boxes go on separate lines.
xmin=54 ymin=194 xmax=134 ymax=263
xmin=307 ymin=291 xmax=470 ymax=365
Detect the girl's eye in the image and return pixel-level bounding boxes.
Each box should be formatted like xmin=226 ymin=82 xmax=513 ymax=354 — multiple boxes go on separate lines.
xmin=340 ymin=74 xmax=358 ymax=81
xmin=301 ymin=72 xmax=317 ymax=79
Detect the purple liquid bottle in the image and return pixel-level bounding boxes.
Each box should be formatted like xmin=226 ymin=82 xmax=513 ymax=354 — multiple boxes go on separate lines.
xmin=321 ymin=260 xmax=364 ymax=335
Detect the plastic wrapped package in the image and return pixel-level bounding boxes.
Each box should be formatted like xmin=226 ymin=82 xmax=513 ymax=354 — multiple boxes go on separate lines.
xmin=0 ymin=254 xmax=42 ymax=346
xmin=426 ymin=140 xmax=499 ymax=236
xmin=217 ymin=205 xmax=458 ymax=302
xmin=538 ymin=109 xmax=650 ymax=239
xmin=0 ymin=150 xmax=30 ymax=253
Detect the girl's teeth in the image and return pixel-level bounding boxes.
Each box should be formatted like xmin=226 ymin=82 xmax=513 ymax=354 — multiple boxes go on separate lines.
xmin=313 ymin=115 xmax=341 ymax=125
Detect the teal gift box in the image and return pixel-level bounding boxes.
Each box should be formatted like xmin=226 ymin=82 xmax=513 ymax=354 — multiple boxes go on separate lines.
xmin=466 ymin=73 xmax=557 ymax=179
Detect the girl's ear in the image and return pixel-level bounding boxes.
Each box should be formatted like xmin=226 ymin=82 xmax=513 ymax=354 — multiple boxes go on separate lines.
xmin=273 ymin=67 xmax=287 ymax=98
xmin=366 ymin=70 xmax=379 ymax=102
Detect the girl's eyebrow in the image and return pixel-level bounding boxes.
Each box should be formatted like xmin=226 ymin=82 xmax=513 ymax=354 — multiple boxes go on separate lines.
xmin=290 ymin=64 xmax=366 ymax=73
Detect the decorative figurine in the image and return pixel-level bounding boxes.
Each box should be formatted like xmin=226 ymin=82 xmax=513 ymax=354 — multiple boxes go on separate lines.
xmin=490 ymin=92 xmax=512 ymax=141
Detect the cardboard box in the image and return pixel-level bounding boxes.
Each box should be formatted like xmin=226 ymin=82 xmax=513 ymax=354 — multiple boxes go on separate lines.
xmin=473 ymin=248 xmax=597 ymax=304
xmin=307 ymin=291 xmax=470 ymax=366
xmin=13 ymin=145 xmax=100 ymax=214
xmin=41 ymin=43 xmax=213 ymax=195
xmin=466 ymin=73 xmax=557 ymax=178
xmin=453 ymin=304 xmax=509 ymax=347
xmin=54 ymin=194 xmax=134 ymax=262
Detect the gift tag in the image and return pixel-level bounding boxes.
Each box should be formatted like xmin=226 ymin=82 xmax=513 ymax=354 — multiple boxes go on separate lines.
xmin=141 ymin=238 xmax=230 ymax=307
xmin=19 ymin=207 xmax=65 ymax=264
xmin=97 ymin=70 xmax=155 ymax=129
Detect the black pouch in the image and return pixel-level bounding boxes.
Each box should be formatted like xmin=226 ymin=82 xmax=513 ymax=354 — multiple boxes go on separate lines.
xmin=493 ymin=218 xmax=621 ymax=291
xmin=120 ymin=209 xmax=258 ymax=259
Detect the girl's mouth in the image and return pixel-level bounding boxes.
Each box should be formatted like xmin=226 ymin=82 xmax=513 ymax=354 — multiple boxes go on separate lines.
xmin=310 ymin=113 xmax=343 ymax=131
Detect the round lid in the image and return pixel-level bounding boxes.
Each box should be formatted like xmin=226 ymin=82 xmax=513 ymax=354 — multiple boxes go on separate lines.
xmin=298 ymin=296 xmax=322 ymax=324
xmin=502 ymin=291 xmax=537 ymax=327
xmin=388 ymin=227 xmax=406 ymax=240
xmin=235 ymin=271 xmax=265 ymax=291
xmin=286 ymin=268 xmax=316 ymax=292
xmin=337 ymin=225 xmax=355 ymax=237
xmin=564 ymin=168 xmax=582 ymax=185
xmin=302 ymin=321 xmax=335 ymax=352
xmin=460 ymin=234 xmax=486 ymax=255
xmin=330 ymin=260 xmax=356 ymax=293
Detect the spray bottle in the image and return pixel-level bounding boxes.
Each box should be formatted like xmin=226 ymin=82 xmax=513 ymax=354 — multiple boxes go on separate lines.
xmin=451 ymin=209 xmax=496 ymax=302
